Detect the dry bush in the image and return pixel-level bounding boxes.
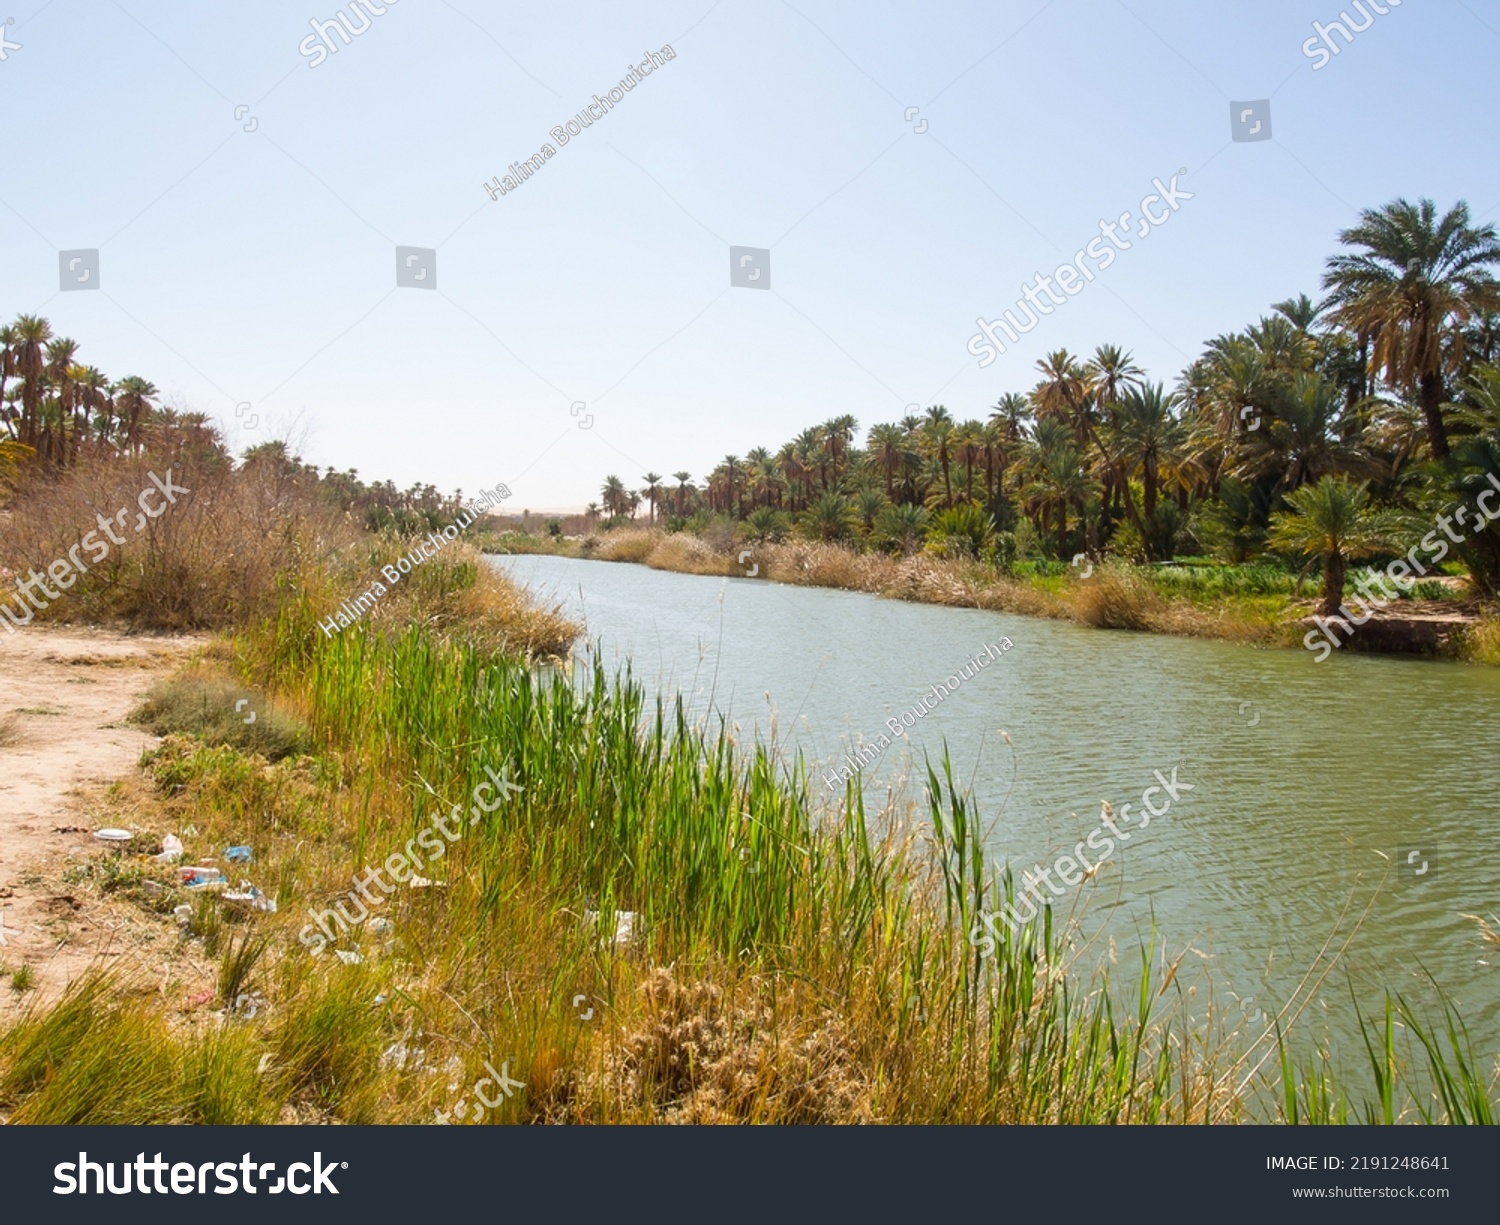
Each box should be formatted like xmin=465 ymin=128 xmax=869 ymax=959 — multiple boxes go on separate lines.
xmin=419 ymin=544 xmax=579 ymax=658
xmin=759 ymin=540 xmax=893 ymax=591
xmin=645 ymin=534 xmax=731 ymax=576
xmin=592 ymin=530 xmax=660 ymax=564
xmin=1455 ymin=614 xmax=1500 ymax=665
xmin=0 ymin=447 xmax=359 ymax=632
xmin=569 ymin=966 xmax=871 ymax=1124
xmin=1069 ymin=566 xmax=1162 ymax=629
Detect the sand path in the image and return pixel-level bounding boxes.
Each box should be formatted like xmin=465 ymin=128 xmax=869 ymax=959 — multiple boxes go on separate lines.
xmin=0 ymin=625 xmax=205 ymax=1018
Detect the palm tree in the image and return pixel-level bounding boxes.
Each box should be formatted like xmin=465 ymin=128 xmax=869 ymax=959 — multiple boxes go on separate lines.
xmin=1323 ymin=198 xmax=1500 ymax=459
xmin=921 ymin=406 xmax=954 ymax=507
xmin=1032 ymin=349 xmax=1093 ymax=445
xmin=853 ymin=487 xmax=887 ymax=533
xmin=113 ymin=375 xmax=159 ymax=454
xmin=872 ymin=502 xmax=929 ymax=555
xmin=1014 ymin=421 xmax=1097 ymax=553
xmin=641 ymin=472 xmax=663 ymax=525
xmin=600 ymin=474 xmax=628 ymax=519
xmin=1084 ymin=344 xmax=1144 ymax=424
xmin=1268 ymin=476 xmax=1400 ymax=615
xmin=1230 ymin=371 xmax=1381 ymax=493
xmin=952 ymin=419 xmax=985 ymax=502
xmin=866 ymin=422 xmax=909 ymax=500
xmin=800 ymin=490 xmax=856 ymax=541
xmin=1273 ymin=293 xmax=1322 ymax=333
xmin=0 ymin=323 xmax=17 ymax=437
xmin=720 ymin=454 xmax=744 ymax=518
xmin=1107 ymin=383 xmax=1188 ymax=536
xmin=822 ymin=414 xmax=857 ymax=487
xmin=11 ymin=314 xmax=52 ymax=450
xmin=73 ymin=365 xmax=112 ymax=464
xmin=792 ymin=431 xmax=821 ymax=508
xmin=43 ymin=337 xmax=79 ymax=465
xmin=672 ymin=471 xmax=692 ymax=517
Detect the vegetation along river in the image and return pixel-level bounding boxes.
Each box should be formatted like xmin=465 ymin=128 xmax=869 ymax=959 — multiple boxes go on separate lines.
xmin=496 ymin=553 xmax=1500 ymax=1091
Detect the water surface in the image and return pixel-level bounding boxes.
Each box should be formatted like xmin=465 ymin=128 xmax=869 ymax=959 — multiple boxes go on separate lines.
xmin=495 ymin=553 xmax=1500 ymax=1087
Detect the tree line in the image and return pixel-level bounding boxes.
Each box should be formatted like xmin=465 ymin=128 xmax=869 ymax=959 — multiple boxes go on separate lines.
xmin=596 ymin=198 xmax=1500 ymax=601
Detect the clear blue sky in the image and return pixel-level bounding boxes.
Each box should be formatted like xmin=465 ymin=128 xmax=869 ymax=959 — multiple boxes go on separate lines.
xmin=5 ymin=0 xmax=1499 ymax=510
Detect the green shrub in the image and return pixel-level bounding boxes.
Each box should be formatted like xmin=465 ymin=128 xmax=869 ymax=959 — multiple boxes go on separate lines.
xmin=131 ymin=677 xmax=309 ymax=761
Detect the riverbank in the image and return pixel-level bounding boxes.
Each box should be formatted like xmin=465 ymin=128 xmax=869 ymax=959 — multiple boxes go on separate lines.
xmin=481 ymin=528 xmax=1500 ymax=664
xmin=5 ymin=605 xmax=1495 ymax=1124
xmin=3 ymin=467 xmax=1494 ymax=1124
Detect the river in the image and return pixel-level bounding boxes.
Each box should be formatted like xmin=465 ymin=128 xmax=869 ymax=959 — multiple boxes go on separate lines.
xmin=493 ymin=552 xmax=1500 ymax=1093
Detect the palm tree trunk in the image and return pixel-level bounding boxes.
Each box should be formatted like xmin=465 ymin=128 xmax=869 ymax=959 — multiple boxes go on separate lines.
xmin=1419 ymin=371 xmax=1450 ymax=459
xmin=1321 ymin=551 xmax=1347 ymax=617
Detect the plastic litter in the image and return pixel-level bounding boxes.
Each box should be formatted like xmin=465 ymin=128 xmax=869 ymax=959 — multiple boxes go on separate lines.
xmin=380 ymin=1041 xmax=427 ymax=1071
xmin=583 ymin=908 xmax=639 ymax=949
xmin=370 ymin=917 xmax=394 ymax=935
xmin=224 ymin=846 xmax=252 ymax=863
xmin=334 ymin=949 xmax=364 ymax=965
xmin=181 ymin=866 xmax=226 ymax=889
xmin=93 ymin=828 xmax=132 ymax=844
xmin=173 ymin=904 xmax=192 ymax=926
xmin=222 ymin=881 xmax=276 ymax=913
xmin=155 ymin=834 xmax=184 ymax=863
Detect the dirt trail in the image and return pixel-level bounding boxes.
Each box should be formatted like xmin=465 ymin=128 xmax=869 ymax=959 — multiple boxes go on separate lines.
xmin=0 ymin=625 xmax=205 ymax=1019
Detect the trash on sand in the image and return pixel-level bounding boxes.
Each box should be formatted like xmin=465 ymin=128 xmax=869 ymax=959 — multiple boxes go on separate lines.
xmin=173 ymin=904 xmax=193 ymax=926
xmin=224 ymin=846 xmax=252 ymax=863
xmin=334 ymin=949 xmax=364 ymax=965
xmin=93 ymin=828 xmax=132 ymax=844
xmin=186 ymin=990 xmax=215 ymax=1008
xmin=181 ymin=866 xmax=226 ymax=889
xmin=222 ymin=882 xmax=276 ymax=913
xmin=370 ymin=917 xmax=394 ymax=935
xmin=583 ymin=909 xmax=639 ymax=949
xmin=155 ymin=834 xmax=184 ymax=863
xmin=409 ymin=876 xmax=445 ymax=888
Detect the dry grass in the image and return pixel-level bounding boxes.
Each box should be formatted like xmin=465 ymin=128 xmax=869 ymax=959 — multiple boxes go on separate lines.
xmin=0 ymin=450 xmax=359 ymax=632
xmin=1455 ymin=614 xmax=1500 ymax=666
xmin=561 ymin=966 xmax=873 ymax=1124
xmin=592 ymin=530 xmax=659 ymax=564
xmin=572 ymin=533 xmax=1305 ymax=649
xmin=1072 ymin=567 xmax=1162 ymax=630
xmin=358 ymin=541 xmax=579 ymax=659
xmin=644 ymin=533 xmax=735 ymax=576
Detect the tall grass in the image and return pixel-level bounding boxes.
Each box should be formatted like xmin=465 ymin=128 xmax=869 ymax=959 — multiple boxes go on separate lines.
xmin=3 ymin=594 xmax=1493 ymax=1123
